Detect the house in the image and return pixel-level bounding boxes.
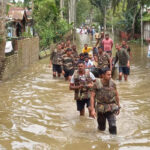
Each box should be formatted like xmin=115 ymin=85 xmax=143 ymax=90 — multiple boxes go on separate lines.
xmin=6 ymin=7 xmax=33 ymax=38
xmin=143 ymin=8 xmax=150 ymax=40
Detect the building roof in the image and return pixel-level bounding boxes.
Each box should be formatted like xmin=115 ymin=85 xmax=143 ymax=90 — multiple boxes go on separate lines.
xmin=25 ymin=9 xmax=32 ymax=20
xmin=8 ymin=7 xmax=25 ymax=20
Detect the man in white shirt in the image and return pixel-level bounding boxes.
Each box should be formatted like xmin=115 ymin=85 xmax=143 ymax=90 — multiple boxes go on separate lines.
xmin=70 ymin=61 xmax=96 ymax=116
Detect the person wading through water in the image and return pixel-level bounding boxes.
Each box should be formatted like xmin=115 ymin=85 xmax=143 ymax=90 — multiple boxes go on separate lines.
xmin=114 ymin=43 xmax=130 ymax=81
xmin=49 ymin=44 xmax=63 ymax=78
xmin=90 ymin=68 xmax=121 ymax=134
xmin=61 ymin=48 xmax=75 ymax=81
xmin=70 ymin=61 xmax=96 ymax=116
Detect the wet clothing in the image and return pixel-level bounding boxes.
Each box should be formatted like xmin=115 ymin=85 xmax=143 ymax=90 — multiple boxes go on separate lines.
xmin=119 ymin=66 xmax=130 ymax=75
xmin=50 ymin=49 xmax=62 ymax=65
xmin=61 ymin=54 xmax=74 ymax=71
xmin=64 ymin=68 xmax=74 ymax=78
xmin=53 ymin=64 xmax=62 ymax=74
xmin=92 ymin=78 xmax=118 ymax=134
xmin=72 ymin=50 xmax=79 ymax=69
xmin=122 ymin=45 xmax=131 ymax=56
xmin=115 ymin=48 xmax=129 ymax=67
xmin=71 ymin=70 xmax=95 ymax=100
xmin=76 ymin=98 xmax=90 ymax=111
xmin=97 ymin=112 xmax=117 ymax=134
xmin=97 ymin=52 xmax=110 ymax=69
xmin=72 ymin=50 xmax=78 ymax=58
xmin=102 ymin=38 xmax=113 ymax=52
xmin=71 ymin=69 xmax=95 ymax=111
xmin=93 ymin=79 xmax=117 ymax=110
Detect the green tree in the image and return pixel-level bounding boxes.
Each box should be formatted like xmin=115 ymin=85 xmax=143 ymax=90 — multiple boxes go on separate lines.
xmin=90 ymin=0 xmax=112 ymax=31
xmin=33 ymin=0 xmax=71 ymax=49
xmin=76 ymin=0 xmax=91 ymax=26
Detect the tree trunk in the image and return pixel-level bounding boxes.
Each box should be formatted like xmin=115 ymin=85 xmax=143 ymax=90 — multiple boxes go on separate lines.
xmin=104 ymin=6 xmax=106 ymax=34
xmin=32 ymin=0 xmax=34 ymax=11
xmin=131 ymin=9 xmax=137 ymax=39
xmin=60 ymin=0 xmax=64 ymax=18
xmin=68 ymin=0 xmax=76 ymax=43
xmin=122 ymin=0 xmax=126 ymax=12
xmin=141 ymin=5 xmax=143 ymax=46
xmin=0 ymin=0 xmax=6 ymax=79
xmin=0 ymin=0 xmax=6 ymax=60
xmin=68 ymin=0 xmax=76 ymax=25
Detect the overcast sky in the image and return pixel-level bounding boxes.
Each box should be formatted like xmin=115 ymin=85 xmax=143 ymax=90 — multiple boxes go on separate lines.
xmin=10 ymin=0 xmax=24 ymax=2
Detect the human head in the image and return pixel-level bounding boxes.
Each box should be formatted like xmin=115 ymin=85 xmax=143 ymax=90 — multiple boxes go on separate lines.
xmin=101 ymin=67 xmax=111 ymax=81
xmin=122 ymin=40 xmax=126 ymax=47
xmin=66 ymin=39 xmax=71 ymax=48
xmin=57 ymin=44 xmax=62 ymax=50
xmin=84 ymin=56 xmax=89 ymax=62
xmin=98 ymin=46 xmax=103 ymax=53
xmin=84 ymin=44 xmax=88 ymax=49
xmin=72 ymin=45 xmax=76 ymax=51
xmin=66 ymin=39 xmax=71 ymax=45
xmin=115 ymin=43 xmax=120 ymax=50
xmin=66 ymin=48 xmax=72 ymax=55
xmin=101 ymin=32 xmax=104 ymax=38
xmin=77 ymin=61 xmax=85 ymax=72
xmin=79 ymin=53 xmax=84 ymax=60
xmin=84 ymin=52 xmax=89 ymax=58
xmin=61 ymin=42 xmax=65 ymax=49
xmin=105 ymin=33 xmax=109 ymax=39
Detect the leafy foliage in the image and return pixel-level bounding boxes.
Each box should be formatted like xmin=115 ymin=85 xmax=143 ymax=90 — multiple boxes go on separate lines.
xmin=90 ymin=0 xmax=150 ymax=36
xmin=143 ymin=13 xmax=150 ymax=21
xmin=33 ymin=0 xmax=71 ymax=49
xmin=76 ymin=0 xmax=92 ymax=26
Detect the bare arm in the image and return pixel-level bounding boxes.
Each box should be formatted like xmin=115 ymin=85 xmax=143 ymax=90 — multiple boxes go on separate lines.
xmin=90 ymin=91 xmax=96 ymax=118
xmin=49 ymin=60 xmax=52 ymax=68
xmin=69 ymin=83 xmax=81 ymax=90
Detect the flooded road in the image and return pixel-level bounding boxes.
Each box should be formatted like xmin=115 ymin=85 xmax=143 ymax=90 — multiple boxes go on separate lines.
xmin=0 ymin=34 xmax=150 ymax=150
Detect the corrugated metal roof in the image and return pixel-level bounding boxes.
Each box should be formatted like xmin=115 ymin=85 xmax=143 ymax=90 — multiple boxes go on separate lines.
xmin=8 ymin=7 xmax=25 ymax=20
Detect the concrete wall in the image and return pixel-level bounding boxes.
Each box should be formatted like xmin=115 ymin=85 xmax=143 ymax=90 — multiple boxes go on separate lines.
xmin=1 ymin=37 xmax=39 ymax=80
xmin=144 ymin=22 xmax=150 ymax=40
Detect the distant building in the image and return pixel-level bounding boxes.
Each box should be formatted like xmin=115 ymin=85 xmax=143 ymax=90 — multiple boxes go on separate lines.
xmin=143 ymin=8 xmax=150 ymax=40
xmin=6 ymin=7 xmax=33 ymax=38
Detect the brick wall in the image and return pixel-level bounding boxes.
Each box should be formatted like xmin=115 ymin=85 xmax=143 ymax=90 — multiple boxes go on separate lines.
xmin=1 ymin=37 xmax=39 ymax=80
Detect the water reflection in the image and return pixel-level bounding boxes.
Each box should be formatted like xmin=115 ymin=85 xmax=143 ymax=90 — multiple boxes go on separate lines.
xmin=0 ymin=34 xmax=150 ymax=149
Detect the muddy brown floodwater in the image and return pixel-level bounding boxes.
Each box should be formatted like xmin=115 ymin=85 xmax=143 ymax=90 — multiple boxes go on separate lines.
xmin=0 ymin=33 xmax=150 ymax=150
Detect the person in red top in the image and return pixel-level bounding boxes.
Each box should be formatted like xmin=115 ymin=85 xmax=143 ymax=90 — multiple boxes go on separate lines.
xmin=102 ymin=33 xmax=113 ymax=56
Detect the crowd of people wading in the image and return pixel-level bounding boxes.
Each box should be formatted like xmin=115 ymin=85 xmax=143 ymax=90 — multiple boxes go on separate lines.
xmin=49 ymin=30 xmax=132 ymax=135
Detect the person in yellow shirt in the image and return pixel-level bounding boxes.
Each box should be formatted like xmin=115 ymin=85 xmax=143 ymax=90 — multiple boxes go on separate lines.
xmin=82 ymin=44 xmax=92 ymax=54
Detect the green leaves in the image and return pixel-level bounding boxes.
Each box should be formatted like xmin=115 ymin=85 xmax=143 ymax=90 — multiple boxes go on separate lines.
xmin=76 ymin=0 xmax=91 ymax=26
xmin=33 ymin=0 xmax=70 ymax=49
